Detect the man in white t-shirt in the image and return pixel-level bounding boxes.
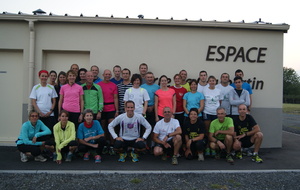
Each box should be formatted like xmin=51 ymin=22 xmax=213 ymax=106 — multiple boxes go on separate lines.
xmin=108 ymin=101 xmax=152 ymax=163
xmin=197 ymin=70 xmax=209 ymax=93
xmin=216 ymin=73 xmax=234 ymax=115
xmin=153 ymin=107 xmax=182 ymax=165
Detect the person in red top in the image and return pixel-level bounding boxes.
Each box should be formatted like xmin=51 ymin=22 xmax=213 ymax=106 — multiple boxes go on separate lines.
xmin=155 ymin=75 xmax=176 ymax=122
xmin=97 ymin=69 xmax=118 ymax=155
xmin=170 ymin=74 xmax=187 ymax=127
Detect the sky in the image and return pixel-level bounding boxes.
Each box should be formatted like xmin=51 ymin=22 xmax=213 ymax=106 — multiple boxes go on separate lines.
xmin=2 ymin=0 xmax=300 ymax=75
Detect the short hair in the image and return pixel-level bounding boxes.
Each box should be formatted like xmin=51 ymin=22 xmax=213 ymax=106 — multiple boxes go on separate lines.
xmin=158 ymin=75 xmax=168 ymax=86
xmin=122 ymin=68 xmax=131 ymax=75
xmin=235 ymin=69 xmax=244 ymax=75
xmin=238 ymin=104 xmax=247 ymax=109
xmin=233 ymin=76 xmax=243 ymax=82
xmin=113 ymin=65 xmax=122 ymax=71
xmin=173 ymin=74 xmax=181 ymax=80
xmin=49 ymin=70 xmax=57 ymax=76
xmin=125 ymin=100 xmax=135 ymax=107
xmin=189 ymin=79 xmax=198 ymax=86
xmin=78 ymin=68 xmax=87 ymax=78
xmin=179 ymin=69 xmax=187 ymax=74
xmin=70 ymin=64 xmax=79 ymax=69
xmin=146 ymin=71 xmax=154 ymax=75
xmin=216 ymin=107 xmax=226 ymax=114
xmin=82 ymin=109 xmax=93 ymax=118
xmin=90 ymin=65 xmax=99 ymax=71
xmin=66 ymin=69 xmax=77 ymax=77
xmin=207 ymin=75 xmax=217 ymax=82
xmin=199 ymin=70 xmax=207 ymax=75
xmin=189 ymin=108 xmax=199 ymax=116
xmin=28 ymin=110 xmax=39 ymax=119
xmin=56 ymin=71 xmax=67 ymax=86
xmin=131 ymin=73 xmax=142 ymax=84
xmin=59 ymin=110 xmax=69 ymax=117
xmin=220 ymin=72 xmax=230 ymax=78
xmin=139 ymin=63 xmax=148 ymax=69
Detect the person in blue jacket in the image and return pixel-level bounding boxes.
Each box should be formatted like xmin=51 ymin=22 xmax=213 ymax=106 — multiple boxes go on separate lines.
xmin=16 ymin=110 xmax=51 ymax=162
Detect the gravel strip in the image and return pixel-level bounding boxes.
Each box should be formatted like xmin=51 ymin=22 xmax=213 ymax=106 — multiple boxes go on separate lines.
xmin=1 ymin=172 xmax=300 ymax=190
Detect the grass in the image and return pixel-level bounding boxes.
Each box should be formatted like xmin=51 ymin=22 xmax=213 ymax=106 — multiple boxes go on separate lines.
xmin=283 ymin=103 xmax=300 ymax=114
xmin=130 ymin=178 xmax=142 ymax=184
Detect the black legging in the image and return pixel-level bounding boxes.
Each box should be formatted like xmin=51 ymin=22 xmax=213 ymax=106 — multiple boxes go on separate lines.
xmin=78 ymin=136 xmax=106 ymax=155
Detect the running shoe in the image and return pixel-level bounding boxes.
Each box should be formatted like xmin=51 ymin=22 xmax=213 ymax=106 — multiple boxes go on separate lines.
xmin=102 ymin=146 xmax=108 ymax=154
xmin=172 ymin=155 xmax=178 ymax=165
xmin=205 ymin=148 xmax=210 ymax=156
xmin=198 ymin=153 xmax=204 ymax=161
xmin=109 ymin=146 xmax=116 ymax=156
xmin=65 ymin=152 xmax=73 ymax=162
xmin=20 ymin=152 xmax=28 ymax=163
xmin=95 ymin=155 xmax=102 ymax=163
xmin=235 ymin=151 xmax=243 ymax=159
xmin=118 ymin=152 xmax=127 ymax=162
xmin=131 ymin=151 xmax=139 ymax=162
xmin=83 ymin=152 xmax=90 ymax=161
xmin=252 ymin=154 xmax=263 ymax=163
xmin=34 ymin=155 xmax=47 ymax=162
xmin=226 ymin=154 xmax=234 ymax=163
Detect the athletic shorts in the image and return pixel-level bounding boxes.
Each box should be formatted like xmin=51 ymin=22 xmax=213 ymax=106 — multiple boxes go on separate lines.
xmin=240 ymin=136 xmax=254 ymax=148
xmin=203 ymin=113 xmax=217 ymax=121
xmin=101 ymin=111 xmax=116 ymax=121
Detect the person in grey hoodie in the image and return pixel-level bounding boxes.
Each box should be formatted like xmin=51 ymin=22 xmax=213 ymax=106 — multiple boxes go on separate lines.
xmin=229 ymin=76 xmax=250 ymax=117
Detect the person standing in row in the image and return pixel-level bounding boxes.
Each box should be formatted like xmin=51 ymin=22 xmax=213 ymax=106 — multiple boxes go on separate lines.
xmin=97 ymin=69 xmax=118 ymax=155
xmin=58 ymin=70 xmax=84 ymax=130
xmin=110 ymin=65 xmax=123 ymax=85
xmin=216 ymin=73 xmax=234 ymax=116
xmin=76 ymin=68 xmax=87 ymax=85
xmin=117 ymin=68 xmax=132 ymax=114
xmin=82 ymin=71 xmax=103 ymax=120
xmin=155 ymin=75 xmax=176 ymax=122
xmin=30 ymin=70 xmax=57 ymax=134
xmin=49 ymin=70 xmax=57 ymax=86
xmin=54 ymin=71 xmax=67 ymax=121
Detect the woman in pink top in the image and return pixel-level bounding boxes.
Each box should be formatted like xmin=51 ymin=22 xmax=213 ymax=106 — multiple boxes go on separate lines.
xmin=58 ymin=70 xmax=84 ymax=130
xmin=154 ymin=75 xmax=176 ymax=122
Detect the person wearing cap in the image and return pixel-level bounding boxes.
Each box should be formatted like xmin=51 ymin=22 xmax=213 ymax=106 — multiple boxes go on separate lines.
xmin=30 ymin=70 xmax=58 ymax=134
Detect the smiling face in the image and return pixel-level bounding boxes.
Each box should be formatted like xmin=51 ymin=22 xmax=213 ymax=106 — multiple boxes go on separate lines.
xmin=122 ymin=70 xmax=131 ymax=81
xmin=59 ymin=74 xmax=67 ymax=85
xmin=174 ymin=75 xmax=182 ymax=86
xmin=103 ymin=70 xmax=112 ymax=82
xmin=39 ymin=73 xmax=49 ymax=84
xmin=133 ymin=78 xmax=141 ymax=88
xmin=190 ymin=81 xmax=198 ymax=92
xmin=71 ymin=64 xmax=79 ymax=73
xmin=67 ymin=73 xmax=76 ymax=84
xmin=180 ymin=70 xmax=187 ymax=81
xmin=199 ymin=72 xmax=207 ymax=83
xmin=125 ymin=102 xmax=135 ymax=117
xmin=145 ymin=73 xmax=154 ymax=84
xmin=238 ymin=104 xmax=248 ymax=117
xmin=29 ymin=112 xmax=39 ymax=124
xmin=221 ymin=73 xmax=229 ymax=84
xmin=84 ymin=112 xmax=93 ymax=123
xmin=234 ymin=79 xmax=243 ymax=89
xmin=60 ymin=112 xmax=69 ymax=124
xmin=79 ymin=70 xmax=86 ymax=80
xmin=208 ymin=77 xmax=216 ymax=88
xmin=189 ymin=110 xmax=198 ymax=122
xmin=139 ymin=65 xmax=148 ymax=76
xmin=217 ymin=108 xmax=226 ymax=122
xmin=159 ymin=76 xmax=168 ymax=88
xmin=113 ymin=67 xmax=121 ymax=78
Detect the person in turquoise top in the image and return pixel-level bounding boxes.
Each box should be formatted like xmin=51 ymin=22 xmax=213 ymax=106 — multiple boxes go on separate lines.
xmin=183 ymin=79 xmax=204 ymax=118
xmin=82 ymin=71 xmax=104 ymax=120
xmin=208 ymin=107 xmax=234 ymax=163
xmin=16 ymin=110 xmax=51 ymax=163
xmin=45 ymin=110 xmax=78 ymax=164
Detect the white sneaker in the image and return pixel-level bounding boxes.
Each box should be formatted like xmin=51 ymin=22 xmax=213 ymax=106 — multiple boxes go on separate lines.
xmin=34 ymin=155 xmax=47 ymax=162
xmin=20 ymin=152 xmax=28 ymax=162
xmin=198 ymin=153 xmax=204 ymax=161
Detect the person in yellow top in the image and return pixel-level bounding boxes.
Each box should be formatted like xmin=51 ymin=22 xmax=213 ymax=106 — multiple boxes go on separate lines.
xmin=45 ymin=110 xmax=78 ymax=164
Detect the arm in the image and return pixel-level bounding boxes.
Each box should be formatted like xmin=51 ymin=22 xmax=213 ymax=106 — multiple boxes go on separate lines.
xmin=172 ymin=94 xmax=176 ymax=114
xmin=199 ymin=99 xmax=204 ymax=113
xmin=215 ymin=126 xmax=234 ymax=136
xmin=108 ymin=116 xmax=120 ymax=139
xmin=183 ymin=99 xmax=189 ymax=115
xmin=142 ymin=101 xmax=148 ymax=116
xmin=58 ymin=94 xmax=64 ymax=115
xmin=168 ymin=126 xmax=182 ymax=137
xmin=229 ymin=90 xmax=246 ymax=106
xmin=114 ymin=93 xmax=119 ymax=117
xmin=154 ymin=95 xmax=159 ymax=122
xmin=78 ymin=95 xmax=84 ymax=122
xmin=57 ymin=122 xmax=76 ymax=150
xmin=31 ymin=99 xmax=45 ymax=117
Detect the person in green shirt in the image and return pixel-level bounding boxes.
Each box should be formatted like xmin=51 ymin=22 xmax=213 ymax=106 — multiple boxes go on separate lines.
xmin=209 ymin=107 xmax=234 ymax=163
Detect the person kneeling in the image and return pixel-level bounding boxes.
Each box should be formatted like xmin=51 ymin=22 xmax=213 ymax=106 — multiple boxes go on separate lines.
xmin=184 ymin=108 xmax=206 ymax=161
xmin=45 ymin=110 xmax=78 ymax=164
xmin=153 ymin=107 xmax=182 ymax=165
xmin=233 ymin=104 xmax=263 ymax=163
xmin=108 ymin=101 xmax=152 ymax=162
xmin=77 ymin=109 xmax=106 ymax=163
xmin=209 ymin=107 xmax=235 ymax=163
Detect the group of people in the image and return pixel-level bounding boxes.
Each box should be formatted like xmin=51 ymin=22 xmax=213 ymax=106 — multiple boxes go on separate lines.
xmin=16 ymin=63 xmax=263 ymax=165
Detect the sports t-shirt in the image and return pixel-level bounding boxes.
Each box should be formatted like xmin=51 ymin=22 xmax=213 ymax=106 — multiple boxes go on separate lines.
xmin=233 ymin=115 xmax=257 ymax=135
xmin=203 ymin=87 xmax=222 ymax=115
xmin=183 ymin=91 xmax=204 ymax=117
xmin=153 ymin=118 xmax=180 ymax=141
xmin=60 ymin=83 xmax=83 ymax=113
xmin=209 ymin=117 xmax=234 ymax=140
xmin=30 ymin=84 xmax=58 ymax=116
xmin=141 ymin=83 xmax=160 ymax=106
xmin=183 ymin=119 xmax=205 ymax=139
xmin=155 ymin=88 xmax=175 ymax=117
xmin=170 ymin=86 xmax=187 ymax=113
xmin=97 ymin=81 xmax=118 ymax=112
xmin=123 ymin=87 xmax=150 ymax=114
